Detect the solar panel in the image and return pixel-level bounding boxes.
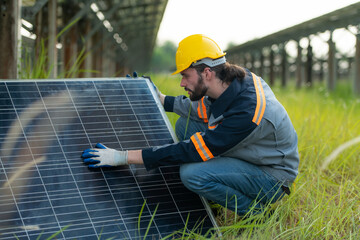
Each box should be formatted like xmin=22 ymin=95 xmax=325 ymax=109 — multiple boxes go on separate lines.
xmin=0 ymin=78 xmax=217 ymax=239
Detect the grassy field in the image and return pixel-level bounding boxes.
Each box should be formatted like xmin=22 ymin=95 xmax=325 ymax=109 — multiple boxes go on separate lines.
xmin=151 ymin=74 xmax=360 ymax=239
xmin=17 ymin=61 xmax=359 ymax=239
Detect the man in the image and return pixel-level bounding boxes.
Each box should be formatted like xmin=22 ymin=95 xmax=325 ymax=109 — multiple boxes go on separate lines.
xmin=82 ymin=34 xmax=299 ymax=216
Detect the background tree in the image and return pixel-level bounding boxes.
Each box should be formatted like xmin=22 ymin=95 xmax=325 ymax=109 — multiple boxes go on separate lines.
xmin=150 ymin=41 xmax=177 ymax=73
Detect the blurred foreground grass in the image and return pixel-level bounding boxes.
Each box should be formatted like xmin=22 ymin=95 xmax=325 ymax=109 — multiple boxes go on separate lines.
xmin=151 ymin=73 xmax=360 ymax=239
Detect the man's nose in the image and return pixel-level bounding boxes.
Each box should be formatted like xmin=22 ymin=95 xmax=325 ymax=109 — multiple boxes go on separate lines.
xmin=180 ymin=78 xmax=186 ymax=87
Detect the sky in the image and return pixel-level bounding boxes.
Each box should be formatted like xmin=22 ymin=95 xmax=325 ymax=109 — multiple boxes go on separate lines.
xmin=157 ymin=0 xmax=359 ymax=54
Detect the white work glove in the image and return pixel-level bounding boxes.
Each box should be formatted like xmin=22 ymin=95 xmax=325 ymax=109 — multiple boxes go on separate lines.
xmin=82 ymin=143 xmax=128 ymax=168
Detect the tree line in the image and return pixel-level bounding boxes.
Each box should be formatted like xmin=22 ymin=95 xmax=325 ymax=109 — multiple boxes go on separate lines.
xmin=150 ymin=41 xmax=177 ymax=73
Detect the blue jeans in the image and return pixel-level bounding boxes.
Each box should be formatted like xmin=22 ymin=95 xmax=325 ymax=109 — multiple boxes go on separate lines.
xmin=175 ymin=116 xmax=207 ymax=141
xmin=175 ymin=117 xmax=285 ymax=215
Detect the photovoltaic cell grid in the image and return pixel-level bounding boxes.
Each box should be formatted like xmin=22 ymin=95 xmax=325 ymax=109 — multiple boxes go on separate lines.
xmin=0 ymin=78 xmax=215 ymax=240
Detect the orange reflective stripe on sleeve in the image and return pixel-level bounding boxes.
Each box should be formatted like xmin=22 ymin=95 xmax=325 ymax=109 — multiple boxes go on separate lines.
xmin=251 ymin=73 xmax=266 ymax=125
xmin=197 ymin=97 xmax=208 ymax=123
xmin=208 ymin=124 xmax=217 ymax=130
xmin=190 ymin=132 xmax=214 ymax=161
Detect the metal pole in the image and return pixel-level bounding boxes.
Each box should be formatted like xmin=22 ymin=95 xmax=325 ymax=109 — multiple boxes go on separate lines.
xmin=306 ymin=40 xmax=313 ymax=86
xmin=84 ymin=20 xmax=93 ymax=78
xmin=319 ymin=59 xmax=324 ymax=82
xmin=0 ymin=0 xmax=20 ymax=79
xmin=259 ymin=51 xmax=264 ymax=77
xmin=269 ymin=48 xmax=275 ymax=86
xmin=327 ymin=32 xmax=337 ymax=91
xmin=62 ymin=3 xmax=78 ymax=78
xmin=354 ymin=32 xmax=360 ymax=95
xmin=281 ymin=43 xmax=288 ymax=87
xmin=250 ymin=53 xmax=255 ymax=72
xmin=48 ymin=0 xmax=57 ymax=78
xmin=296 ymin=42 xmax=302 ymax=88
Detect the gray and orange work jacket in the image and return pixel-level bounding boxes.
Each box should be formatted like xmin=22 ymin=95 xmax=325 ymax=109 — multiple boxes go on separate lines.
xmin=142 ymin=68 xmax=299 ymax=186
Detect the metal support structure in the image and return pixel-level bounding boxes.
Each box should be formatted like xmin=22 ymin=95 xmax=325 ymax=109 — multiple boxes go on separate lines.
xmin=355 ymin=32 xmax=360 ymax=95
xmin=91 ymin=32 xmax=99 ymax=77
xmin=227 ymin=3 xmax=360 ymax=91
xmin=92 ymin=31 xmax=103 ymax=77
xmin=281 ymin=44 xmax=288 ymax=87
xmin=269 ymin=49 xmax=275 ymax=86
xmin=306 ymin=40 xmax=313 ymax=86
xmin=238 ymin=55 xmax=244 ymax=67
xmin=1 ymin=0 xmax=167 ymax=79
xmin=83 ymin=20 xmax=93 ymax=78
xmin=22 ymin=0 xmax=48 ymax=20
xmin=259 ymin=51 xmax=264 ymax=77
xmin=116 ymin=58 xmax=124 ymax=76
xmin=34 ymin=2 xmax=50 ymax=74
xmin=327 ymin=33 xmax=337 ymax=91
xmin=62 ymin=3 xmax=79 ymax=77
xmin=347 ymin=57 xmax=353 ymax=78
xmin=0 ymin=0 xmax=20 ymax=79
xmin=83 ymin=2 xmax=124 ymax=42
xmin=58 ymin=1 xmax=93 ymax=37
xmin=296 ymin=42 xmax=303 ymax=88
xmin=244 ymin=54 xmax=249 ymax=70
xmin=89 ymin=28 xmax=130 ymax=72
xmin=319 ymin=59 xmax=325 ymax=82
xmin=48 ymin=0 xmax=57 ymax=78
xmin=250 ymin=53 xmax=255 ymax=72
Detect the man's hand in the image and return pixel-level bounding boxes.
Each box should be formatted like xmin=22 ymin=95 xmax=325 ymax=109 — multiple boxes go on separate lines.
xmin=81 ymin=143 xmax=128 ymax=168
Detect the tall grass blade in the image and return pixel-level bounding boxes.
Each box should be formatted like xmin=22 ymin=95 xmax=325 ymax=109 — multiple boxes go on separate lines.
xmin=138 ymin=200 xmax=147 ymax=238
xmin=56 ymin=18 xmax=80 ymax=40
xmin=320 ymin=136 xmax=360 ymax=170
xmin=143 ymin=204 xmax=159 ymax=240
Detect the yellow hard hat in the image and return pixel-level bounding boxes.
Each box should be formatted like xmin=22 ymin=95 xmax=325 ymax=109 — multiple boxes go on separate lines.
xmin=172 ymin=34 xmax=226 ymax=75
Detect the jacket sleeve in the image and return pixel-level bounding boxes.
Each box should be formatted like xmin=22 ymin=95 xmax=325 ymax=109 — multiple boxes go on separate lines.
xmin=142 ymin=111 xmax=257 ymax=170
xmin=164 ymin=95 xmax=211 ymax=123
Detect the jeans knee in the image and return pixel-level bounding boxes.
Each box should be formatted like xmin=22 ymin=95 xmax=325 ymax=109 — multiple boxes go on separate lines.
xmin=175 ymin=117 xmax=207 ymax=141
xmin=179 ymin=163 xmax=193 ymax=188
xmin=180 ymin=163 xmax=205 ymax=192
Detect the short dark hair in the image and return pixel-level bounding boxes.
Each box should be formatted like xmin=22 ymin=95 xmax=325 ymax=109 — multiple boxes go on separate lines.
xmin=190 ymin=62 xmax=246 ymax=84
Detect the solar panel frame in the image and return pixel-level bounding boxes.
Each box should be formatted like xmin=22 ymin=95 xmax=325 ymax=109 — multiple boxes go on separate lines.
xmin=0 ymin=78 xmax=219 ymax=240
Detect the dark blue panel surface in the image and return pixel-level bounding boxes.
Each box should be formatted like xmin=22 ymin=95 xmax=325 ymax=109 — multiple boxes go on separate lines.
xmin=0 ymin=79 xmax=215 ymax=240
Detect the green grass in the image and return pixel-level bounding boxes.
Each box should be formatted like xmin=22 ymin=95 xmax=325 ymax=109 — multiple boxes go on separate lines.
xmin=17 ymin=40 xmax=360 ymax=238
xmin=150 ymin=74 xmax=360 ymax=239
xmin=19 ymin=17 xmax=91 ymax=79
xmin=148 ymin=73 xmax=183 ymax=127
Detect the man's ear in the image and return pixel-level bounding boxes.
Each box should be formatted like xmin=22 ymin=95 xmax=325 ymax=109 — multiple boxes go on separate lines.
xmin=203 ymin=67 xmax=213 ymax=81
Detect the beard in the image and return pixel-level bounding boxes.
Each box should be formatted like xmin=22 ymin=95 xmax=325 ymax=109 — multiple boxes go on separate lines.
xmin=186 ymin=74 xmax=208 ymax=101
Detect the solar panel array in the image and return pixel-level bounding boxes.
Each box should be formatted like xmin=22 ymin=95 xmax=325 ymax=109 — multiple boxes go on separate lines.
xmin=0 ymin=78 xmax=216 ymax=240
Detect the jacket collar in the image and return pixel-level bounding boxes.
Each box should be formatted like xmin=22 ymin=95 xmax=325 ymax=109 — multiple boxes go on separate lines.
xmin=210 ymin=78 xmax=242 ymax=118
